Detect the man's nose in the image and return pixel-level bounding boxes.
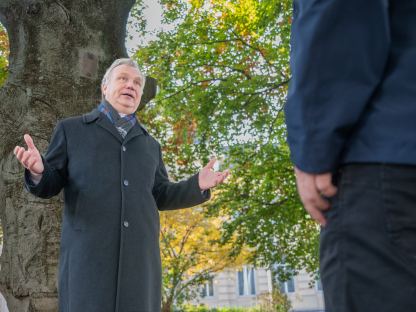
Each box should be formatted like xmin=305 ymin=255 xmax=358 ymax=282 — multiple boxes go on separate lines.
xmin=125 ymin=80 xmax=134 ymax=89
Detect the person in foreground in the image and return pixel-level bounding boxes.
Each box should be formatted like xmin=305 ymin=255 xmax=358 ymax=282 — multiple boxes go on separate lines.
xmin=285 ymin=1 xmax=416 ymax=311
xmin=14 ymin=58 xmax=229 ymax=312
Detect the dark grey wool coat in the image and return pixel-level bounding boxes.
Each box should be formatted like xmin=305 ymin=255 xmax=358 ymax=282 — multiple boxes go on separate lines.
xmin=25 ymin=108 xmax=209 ymax=312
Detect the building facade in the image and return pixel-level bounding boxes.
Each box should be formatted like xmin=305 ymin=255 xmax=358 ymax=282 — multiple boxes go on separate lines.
xmin=193 ymin=266 xmax=325 ymax=312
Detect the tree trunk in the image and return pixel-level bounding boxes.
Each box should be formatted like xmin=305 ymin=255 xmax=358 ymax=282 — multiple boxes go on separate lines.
xmin=161 ymin=300 xmax=173 ymax=312
xmin=0 ymin=1 xmax=136 ymax=310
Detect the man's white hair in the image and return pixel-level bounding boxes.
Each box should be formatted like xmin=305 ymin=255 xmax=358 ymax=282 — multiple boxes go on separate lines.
xmin=101 ymin=58 xmax=146 ymax=93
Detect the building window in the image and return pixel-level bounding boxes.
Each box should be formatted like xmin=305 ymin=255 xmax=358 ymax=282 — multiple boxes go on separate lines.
xmin=272 ymin=263 xmax=295 ymax=294
xmin=279 ymin=276 xmax=295 ymax=293
xmin=201 ymin=278 xmax=214 ymax=297
xmin=237 ymin=266 xmax=256 ymax=296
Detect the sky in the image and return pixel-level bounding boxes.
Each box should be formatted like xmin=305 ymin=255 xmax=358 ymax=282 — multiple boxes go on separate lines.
xmin=126 ymin=0 xmax=169 ymax=55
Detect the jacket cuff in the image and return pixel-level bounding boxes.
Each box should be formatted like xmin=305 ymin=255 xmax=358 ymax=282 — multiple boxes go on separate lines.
xmin=24 ymin=156 xmax=50 ymax=195
xmin=190 ymin=173 xmax=211 ymax=203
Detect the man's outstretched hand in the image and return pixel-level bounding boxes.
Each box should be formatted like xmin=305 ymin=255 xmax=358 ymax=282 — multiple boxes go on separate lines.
xmin=294 ymin=167 xmax=337 ymax=226
xmin=14 ymin=134 xmax=44 ymax=177
xmin=198 ymin=158 xmax=229 ymax=190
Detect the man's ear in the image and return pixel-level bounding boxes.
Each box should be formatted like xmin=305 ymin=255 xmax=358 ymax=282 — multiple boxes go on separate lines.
xmin=101 ymin=84 xmax=107 ymax=96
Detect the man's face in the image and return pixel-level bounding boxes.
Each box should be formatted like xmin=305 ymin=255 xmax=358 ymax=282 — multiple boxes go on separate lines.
xmin=101 ymin=64 xmax=143 ymax=115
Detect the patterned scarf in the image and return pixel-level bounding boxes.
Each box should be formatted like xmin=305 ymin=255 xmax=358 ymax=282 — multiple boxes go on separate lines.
xmin=98 ymin=101 xmax=137 ymax=138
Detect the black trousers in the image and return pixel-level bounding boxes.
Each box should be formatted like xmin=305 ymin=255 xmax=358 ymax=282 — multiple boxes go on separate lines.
xmin=320 ymin=164 xmax=416 ymax=312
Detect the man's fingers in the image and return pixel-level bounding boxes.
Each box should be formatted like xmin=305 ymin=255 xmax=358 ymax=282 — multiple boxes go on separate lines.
xmin=14 ymin=146 xmax=26 ymax=162
xmin=20 ymin=151 xmax=32 ymax=167
xmin=300 ymin=183 xmax=329 ymax=225
xmin=14 ymin=146 xmax=23 ymax=157
xmin=304 ymin=204 xmax=327 ymax=226
xmin=301 ymin=190 xmax=330 ymax=211
xmin=221 ymin=170 xmax=230 ymax=181
xmin=217 ymin=172 xmax=227 ymax=184
xmin=315 ymin=173 xmax=337 ymax=198
xmin=24 ymin=134 xmax=37 ymax=151
xmin=204 ymin=158 xmax=216 ymax=170
xmin=14 ymin=146 xmax=20 ymax=155
xmin=295 ymin=167 xmax=329 ymax=225
xmin=26 ymin=157 xmax=39 ymax=171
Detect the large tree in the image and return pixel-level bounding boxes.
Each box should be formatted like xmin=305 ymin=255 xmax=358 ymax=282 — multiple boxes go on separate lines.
xmin=134 ymin=0 xmax=320 ymax=279
xmin=0 ymin=1 xmax=155 ymax=310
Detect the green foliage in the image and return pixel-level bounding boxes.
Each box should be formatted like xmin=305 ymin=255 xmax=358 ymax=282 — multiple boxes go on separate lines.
xmin=127 ymin=0 xmax=147 ymax=51
xmin=177 ymin=291 xmax=292 ymax=312
xmin=133 ymin=0 xmax=319 ymax=279
xmin=178 ymin=298 xmax=291 ymax=312
xmin=257 ymin=290 xmax=292 ymax=312
xmin=0 ymin=23 xmax=9 ymax=86
xmin=178 ymin=305 xmax=257 ymax=312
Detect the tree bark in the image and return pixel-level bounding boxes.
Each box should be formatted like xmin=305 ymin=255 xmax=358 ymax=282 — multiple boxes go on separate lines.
xmin=161 ymin=300 xmax=172 ymax=312
xmin=0 ymin=0 xmax=137 ymax=310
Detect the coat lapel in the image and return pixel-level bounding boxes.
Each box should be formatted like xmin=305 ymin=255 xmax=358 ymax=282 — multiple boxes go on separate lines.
xmin=83 ymin=108 xmax=148 ymax=144
xmin=83 ymin=108 xmax=123 ymax=143
xmin=124 ymin=122 xmax=146 ymax=143
xmin=96 ymin=117 xmax=124 ymax=143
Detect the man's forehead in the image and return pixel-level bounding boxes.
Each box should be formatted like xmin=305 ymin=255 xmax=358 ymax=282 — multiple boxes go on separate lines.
xmin=113 ymin=65 xmax=142 ymax=79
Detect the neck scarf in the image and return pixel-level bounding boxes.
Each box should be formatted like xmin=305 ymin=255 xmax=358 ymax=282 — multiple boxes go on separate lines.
xmin=98 ymin=101 xmax=137 ymax=138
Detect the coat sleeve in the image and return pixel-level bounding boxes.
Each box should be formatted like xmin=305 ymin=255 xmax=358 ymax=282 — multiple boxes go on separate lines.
xmin=24 ymin=121 xmax=68 ymax=198
xmin=152 ymin=144 xmax=210 ymax=211
xmin=284 ymin=0 xmax=390 ymax=173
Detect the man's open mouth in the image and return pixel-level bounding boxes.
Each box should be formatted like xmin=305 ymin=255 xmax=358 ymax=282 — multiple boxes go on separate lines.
xmin=122 ymin=93 xmax=134 ymax=99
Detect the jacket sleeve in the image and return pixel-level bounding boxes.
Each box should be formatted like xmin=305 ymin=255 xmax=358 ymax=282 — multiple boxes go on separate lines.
xmin=152 ymin=145 xmax=210 ymax=211
xmin=25 ymin=121 xmax=68 ymax=198
xmin=284 ymin=0 xmax=390 ymax=173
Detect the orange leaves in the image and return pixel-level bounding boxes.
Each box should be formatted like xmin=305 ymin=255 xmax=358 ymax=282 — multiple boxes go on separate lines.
xmin=163 ymin=115 xmax=198 ymax=166
xmin=170 ymin=114 xmax=197 ymax=145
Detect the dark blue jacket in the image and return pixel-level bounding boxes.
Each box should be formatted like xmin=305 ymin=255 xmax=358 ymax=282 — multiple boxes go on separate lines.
xmin=285 ymin=0 xmax=416 ymax=173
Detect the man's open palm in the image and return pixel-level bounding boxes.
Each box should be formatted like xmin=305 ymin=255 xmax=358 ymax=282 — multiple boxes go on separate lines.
xmin=14 ymin=134 xmax=44 ymax=176
xmin=198 ymin=158 xmax=229 ymax=190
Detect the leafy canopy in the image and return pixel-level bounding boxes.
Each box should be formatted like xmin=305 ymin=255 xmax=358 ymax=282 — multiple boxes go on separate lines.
xmin=134 ymin=0 xmax=319 ymax=278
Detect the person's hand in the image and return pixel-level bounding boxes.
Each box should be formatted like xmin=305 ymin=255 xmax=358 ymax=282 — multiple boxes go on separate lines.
xmin=14 ymin=134 xmax=44 ymax=177
xmin=294 ymin=167 xmax=337 ymax=226
xmin=198 ymin=158 xmax=229 ymax=190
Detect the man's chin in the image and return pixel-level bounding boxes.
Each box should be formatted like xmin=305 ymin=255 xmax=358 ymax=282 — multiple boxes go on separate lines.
xmin=111 ymin=101 xmax=137 ymax=114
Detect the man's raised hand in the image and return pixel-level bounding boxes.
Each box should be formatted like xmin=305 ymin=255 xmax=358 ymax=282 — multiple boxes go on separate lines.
xmin=14 ymin=134 xmax=44 ymax=176
xmin=198 ymin=158 xmax=229 ymax=190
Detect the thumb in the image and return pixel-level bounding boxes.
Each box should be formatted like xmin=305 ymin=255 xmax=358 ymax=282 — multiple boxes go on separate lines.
xmin=24 ymin=134 xmax=37 ymax=151
xmin=204 ymin=157 xmax=216 ymax=170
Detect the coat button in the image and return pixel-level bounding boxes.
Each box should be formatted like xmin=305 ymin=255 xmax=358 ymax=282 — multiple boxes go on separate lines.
xmin=123 ymin=179 xmax=129 ymax=186
xmin=123 ymin=221 xmax=129 ymax=228
xmin=122 ymin=146 xmax=126 ymax=152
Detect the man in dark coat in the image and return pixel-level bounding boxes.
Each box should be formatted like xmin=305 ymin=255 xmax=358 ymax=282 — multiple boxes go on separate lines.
xmin=14 ymin=58 xmax=228 ymax=312
xmin=285 ymin=1 xmax=416 ymax=311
